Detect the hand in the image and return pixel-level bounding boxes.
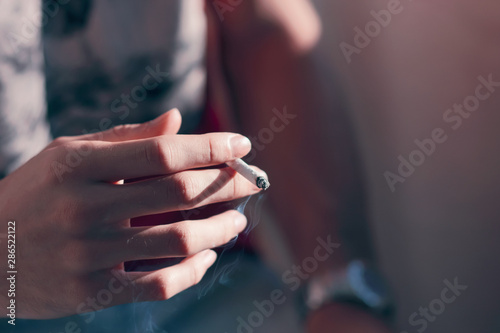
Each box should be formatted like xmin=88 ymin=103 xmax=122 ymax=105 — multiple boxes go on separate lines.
xmin=0 ymin=109 xmax=261 ymax=319
xmin=307 ymin=303 xmax=394 ymax=333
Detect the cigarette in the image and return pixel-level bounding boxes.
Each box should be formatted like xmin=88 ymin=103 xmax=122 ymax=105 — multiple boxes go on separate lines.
xmin=226 ymin=159 xmax=270 ymax=190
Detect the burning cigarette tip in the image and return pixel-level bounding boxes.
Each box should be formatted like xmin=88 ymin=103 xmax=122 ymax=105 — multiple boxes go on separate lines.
xmin=256 ymin=177 xmax=270 ymax=190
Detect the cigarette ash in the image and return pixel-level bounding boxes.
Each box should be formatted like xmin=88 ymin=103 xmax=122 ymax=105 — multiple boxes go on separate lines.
xmin=256 ymin=177 xmax=270 ymax=190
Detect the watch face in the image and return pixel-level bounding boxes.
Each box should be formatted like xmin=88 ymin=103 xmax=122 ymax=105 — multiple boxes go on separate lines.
xmin=348 ymin=260 xmax=390 ymax=308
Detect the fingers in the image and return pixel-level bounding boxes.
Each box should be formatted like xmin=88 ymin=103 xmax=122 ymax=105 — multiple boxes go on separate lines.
xmin=111 ymin=210 xmax=246 ymax=263
xmin=82 ymin=133 xmax=252 ymax=181
xmin=106 ymin=166 xmax=262 ymax=220
xmin=120 ymin=250 xmax=217 ymax=303
xmin=79 ymin=108 xmax=182 ymax=142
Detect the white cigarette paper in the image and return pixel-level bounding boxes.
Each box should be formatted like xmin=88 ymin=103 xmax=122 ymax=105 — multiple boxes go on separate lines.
xmin=226 ymin=159 xmax=270 ymax=190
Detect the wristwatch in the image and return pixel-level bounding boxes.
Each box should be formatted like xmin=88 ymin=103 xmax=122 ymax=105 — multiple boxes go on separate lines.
xmin=299 ymin=260 xmax=394 ymax=320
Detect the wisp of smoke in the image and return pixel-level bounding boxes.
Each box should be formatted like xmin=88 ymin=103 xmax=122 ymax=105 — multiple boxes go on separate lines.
xmin=131 ymin=193 xmax=266 ymax=332
xmin=198 ymin=192 xmax=266 ymax=297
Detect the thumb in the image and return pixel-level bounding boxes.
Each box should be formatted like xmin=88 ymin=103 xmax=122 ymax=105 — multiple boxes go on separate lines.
xmin=78 ymin=108 xmax=183 ymax=142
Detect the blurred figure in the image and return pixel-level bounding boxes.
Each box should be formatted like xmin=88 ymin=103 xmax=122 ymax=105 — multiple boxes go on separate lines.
xmin=314 ymin=0 xmax=500 ymax=332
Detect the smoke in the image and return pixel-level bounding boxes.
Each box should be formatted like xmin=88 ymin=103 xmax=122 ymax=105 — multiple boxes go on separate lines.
xmin=198 ymin=192 xmax=266 ymax=297
xmin=129 ymin=193 xmax=266 ymax=333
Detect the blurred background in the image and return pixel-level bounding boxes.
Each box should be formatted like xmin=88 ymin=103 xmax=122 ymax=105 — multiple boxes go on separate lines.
xmin=313 ymin=1 xmax=500 ymax=332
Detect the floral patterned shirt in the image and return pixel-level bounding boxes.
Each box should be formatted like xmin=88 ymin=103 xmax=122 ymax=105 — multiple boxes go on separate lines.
xmin=0 ymin=0 xmax=206 ymax=177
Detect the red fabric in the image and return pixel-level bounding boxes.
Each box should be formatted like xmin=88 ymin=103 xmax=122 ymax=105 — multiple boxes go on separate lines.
xmin=195 ymin=104 xmax=224 ymax=134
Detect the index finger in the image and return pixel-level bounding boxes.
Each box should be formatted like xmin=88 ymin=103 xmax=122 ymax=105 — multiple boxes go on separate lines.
xmin=82 ymin=133 xmax=252 ymax=181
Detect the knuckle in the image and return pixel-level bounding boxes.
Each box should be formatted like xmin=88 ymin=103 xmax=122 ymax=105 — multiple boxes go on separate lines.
xmin=149 ymin=275 xmax=171 ymax=301
xmin=145 ymin=138 xmax=174 ymax=172
xmin=207 ymin=137 xmax=217 ymax=162
xmin=48 ymin=144 xmax=69 ymax=161
xmin=171 ymin=174 xmax=197 ymax=205
xmin=167 ymin=226 xmax=193 ymax=255
xmin=61 ymin=140 xmax=96 ymax=155
xmin=45 ymin=141 xmax=97 ymax=181
xmin=42 ymin=150 xmax=69 ymax=186
xmin=205 ymin=135 xmax=231 ymax=163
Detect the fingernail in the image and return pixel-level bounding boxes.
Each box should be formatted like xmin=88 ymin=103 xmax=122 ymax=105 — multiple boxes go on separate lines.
xmin=234 ymin=212 xmax=247 ymax=230
xmin=203 ymin=250 xmax=217 ymax=266
xmin=230 ymin=135 xmax=251 ymax=157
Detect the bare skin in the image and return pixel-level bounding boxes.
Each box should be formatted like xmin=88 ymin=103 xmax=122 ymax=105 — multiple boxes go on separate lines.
xmin=0 ymin=109 xmax=264 ymax=319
